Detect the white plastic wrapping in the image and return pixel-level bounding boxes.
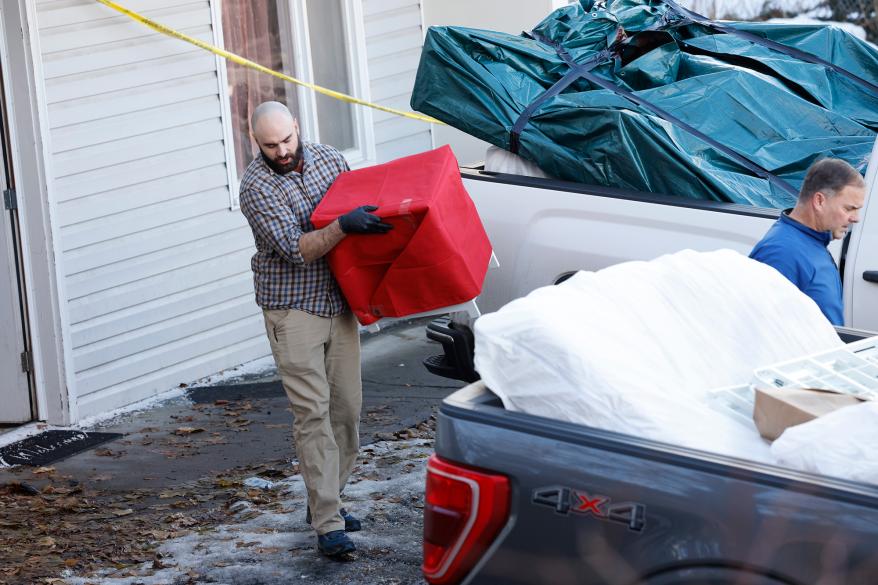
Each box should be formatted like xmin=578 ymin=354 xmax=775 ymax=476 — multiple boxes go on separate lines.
xmin=772 ymin=402 xmax=878 ymax=484
xmin=484 ymin=146 xmax=552 ymax=178
xmin=474 ymin=249 xmax=842 ymax=462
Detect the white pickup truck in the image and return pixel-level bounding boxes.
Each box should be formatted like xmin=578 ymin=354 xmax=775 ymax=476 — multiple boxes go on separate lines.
xmin=419 ymin=145 xmax=878 ymax=585
xmin=424 ymin=143 xmax=878 ymax=382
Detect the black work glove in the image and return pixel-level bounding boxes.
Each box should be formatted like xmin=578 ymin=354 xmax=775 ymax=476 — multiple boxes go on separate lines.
xmin=338 ymin=205 xmax=393 ymax=234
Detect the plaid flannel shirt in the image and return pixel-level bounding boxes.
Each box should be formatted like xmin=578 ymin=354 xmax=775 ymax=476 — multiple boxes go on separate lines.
xmin=239 ymin=142 xmax=349 ymax=316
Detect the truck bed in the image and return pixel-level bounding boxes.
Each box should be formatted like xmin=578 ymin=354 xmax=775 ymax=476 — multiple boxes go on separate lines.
xmin=432 ymin=381 xmax=878 ymax=585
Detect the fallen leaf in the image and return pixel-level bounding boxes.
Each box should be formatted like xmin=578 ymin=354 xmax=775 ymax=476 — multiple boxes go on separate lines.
xmin=0 ymin=519 xmax=22 ymax=528
xmin=214 ymin=400 xmax=229 ymax=406
xmin=256 ymin=547 xmax=283 ymax=554
xmin=159 ymin=490 xmax=186 ymax=499
xmin=111 ymin=508 xmax=134 ymax=517
xmin=2 ymin=481 xmax=39 ymax=496
xmin=64 ymin=558 xmax=79 ymax=567
xmin=41 ymin=485 xmax=75 ymax=495
xmin=147 ymin=530 xmax=171 ymax=540
xmin=37 ymin=536 xmax=56 ymax=547
xmin=32 ymin=467 xmax=55 ymax=475
xmin=164 ymin=513 xmax=197 ymax=527
xmin=174 ymin=427 xmax=205 ymax=436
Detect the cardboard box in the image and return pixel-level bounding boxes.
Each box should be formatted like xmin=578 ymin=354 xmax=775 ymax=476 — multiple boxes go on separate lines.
xmin=753 ymin=386 xmax=865 ymax=441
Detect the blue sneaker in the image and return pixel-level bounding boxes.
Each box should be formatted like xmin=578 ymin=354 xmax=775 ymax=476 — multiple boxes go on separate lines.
xmin=317 ymin=530 xmax=356 ymax=557
xmin=306 ymin=507 xmax=362 ymax=532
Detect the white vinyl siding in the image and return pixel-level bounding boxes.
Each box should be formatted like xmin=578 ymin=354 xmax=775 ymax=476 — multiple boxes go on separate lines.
xmin=35 ymin=0 xmax=268 ymax=420
xmin=363 ymin=0 xmax=432 ymax=163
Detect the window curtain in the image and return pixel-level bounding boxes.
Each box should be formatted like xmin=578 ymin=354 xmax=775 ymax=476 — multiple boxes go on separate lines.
xmin=221 ymin=0 xmax=298 ymax=176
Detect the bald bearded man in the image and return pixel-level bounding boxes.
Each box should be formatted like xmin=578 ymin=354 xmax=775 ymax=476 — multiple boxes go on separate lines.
xmin=239 ymin=101 xmax=392 ymax=558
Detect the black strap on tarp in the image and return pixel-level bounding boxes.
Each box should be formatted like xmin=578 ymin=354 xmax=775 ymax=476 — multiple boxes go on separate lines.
xmin=511 ymin=30 xmax=798 ymax=196
xmin=510 ymin=13 xmax=678 ymax=154
xmin=661 ymin=0 xmax=878 ymax=98
xmin=574 ymin=66 xmax=797 ymax=196
xmin=509 ymin=49 xmax=613 ymax=154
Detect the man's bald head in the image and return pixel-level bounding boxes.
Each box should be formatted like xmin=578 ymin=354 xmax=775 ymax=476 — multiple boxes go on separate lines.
xmin=250 ymin=101 xmax=302 ymax=175
xmin=250 ymin=101 xmax=293 ymax=137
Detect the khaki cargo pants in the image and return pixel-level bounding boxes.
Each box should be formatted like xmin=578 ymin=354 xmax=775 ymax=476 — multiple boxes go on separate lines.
xmin=263 ymin=308 xmax=362 ymax=535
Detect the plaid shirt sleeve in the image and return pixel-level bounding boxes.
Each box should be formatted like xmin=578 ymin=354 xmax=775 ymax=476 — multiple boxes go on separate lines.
xmin=240 ymin=185 xmax=306 ymax=266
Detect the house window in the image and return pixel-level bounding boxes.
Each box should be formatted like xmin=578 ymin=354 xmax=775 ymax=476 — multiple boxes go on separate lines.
xmin=307 ymin=0 xmax=356 ymax=151
xmin=218 ymin=0 xmax=372 ymax=179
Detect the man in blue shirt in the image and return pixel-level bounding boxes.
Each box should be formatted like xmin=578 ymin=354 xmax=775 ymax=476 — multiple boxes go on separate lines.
xmin=750 ymin=158 xmax=865 ymax=325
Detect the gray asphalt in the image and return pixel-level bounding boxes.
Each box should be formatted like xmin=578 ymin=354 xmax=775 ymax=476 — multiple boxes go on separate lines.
xmin=0 ymin=318 xmax=462 ymax=493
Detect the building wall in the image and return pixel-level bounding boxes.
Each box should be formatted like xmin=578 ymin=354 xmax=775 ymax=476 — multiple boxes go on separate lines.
xmin=33 ymin=0 xmax=267 ymax=420
xmin=363 ymin=0 xmax=433 ymax=163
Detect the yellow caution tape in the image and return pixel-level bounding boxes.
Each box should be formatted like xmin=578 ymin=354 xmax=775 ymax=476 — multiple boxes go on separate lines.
xmin=94 ymin=0 xmax=443 ymax=125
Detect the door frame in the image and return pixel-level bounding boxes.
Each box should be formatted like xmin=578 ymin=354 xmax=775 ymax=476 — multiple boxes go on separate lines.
xmin=0 ymin=17 xmax=34 ymax=423
xmin=0 ymin=1 xmax=75 ymax=425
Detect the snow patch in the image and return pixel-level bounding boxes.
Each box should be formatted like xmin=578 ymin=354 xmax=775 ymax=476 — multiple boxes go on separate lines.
xmin=74 ymin=387 xmax=189 ymax=430
xmin=187 ymin=355 xmax=277 ymax=388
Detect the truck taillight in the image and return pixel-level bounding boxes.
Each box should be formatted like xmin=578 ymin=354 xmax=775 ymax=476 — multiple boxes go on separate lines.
xmin=422 ymin=454 xmax=510 ymax=585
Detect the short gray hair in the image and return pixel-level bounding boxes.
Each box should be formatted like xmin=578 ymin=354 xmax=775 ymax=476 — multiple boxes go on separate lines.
xmin=250 ymin=101 xmax=292 ymax=133
xmin=799 ymin=158 xmax=864 ymax=202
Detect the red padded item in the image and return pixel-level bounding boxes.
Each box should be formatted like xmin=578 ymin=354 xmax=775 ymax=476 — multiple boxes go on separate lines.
xmin=310 ymin=145 xmax=492 ymax=325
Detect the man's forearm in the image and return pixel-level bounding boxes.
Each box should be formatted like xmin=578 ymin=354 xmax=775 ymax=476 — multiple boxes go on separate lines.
xmin=300 ymin=220 xmax=346 ymax=264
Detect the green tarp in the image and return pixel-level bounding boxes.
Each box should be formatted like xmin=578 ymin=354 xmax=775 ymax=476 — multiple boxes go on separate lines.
xmin=411 ymin=0 xmax=878 ymax=208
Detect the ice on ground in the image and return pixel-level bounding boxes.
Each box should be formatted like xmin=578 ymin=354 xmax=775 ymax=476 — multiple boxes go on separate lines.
xmin=61 ymin=439 xmax=433 ymax=585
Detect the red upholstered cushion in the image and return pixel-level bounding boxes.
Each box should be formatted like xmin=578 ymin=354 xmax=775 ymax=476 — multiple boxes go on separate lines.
xmin=310 ymin=145 xmax=492 ymax=325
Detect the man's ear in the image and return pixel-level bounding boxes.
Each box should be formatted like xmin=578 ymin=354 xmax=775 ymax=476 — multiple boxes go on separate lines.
xmin=812 ymin=191 xmax=826 ymax=210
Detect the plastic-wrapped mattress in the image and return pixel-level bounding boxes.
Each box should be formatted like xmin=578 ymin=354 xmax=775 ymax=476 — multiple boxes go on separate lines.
xmin=411 ymin=0 xmax=878 ymax=208
xmin=473 ymin=249 xmax=843 ymax=463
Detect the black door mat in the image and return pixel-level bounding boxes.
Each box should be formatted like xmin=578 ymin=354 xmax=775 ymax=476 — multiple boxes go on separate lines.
xmin=187 ymin=381 xmax=284 ymax=404
xmin=0 ymin=430 xmax=123 ymax=467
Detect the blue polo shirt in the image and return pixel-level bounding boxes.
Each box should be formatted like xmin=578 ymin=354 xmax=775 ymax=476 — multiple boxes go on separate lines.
xmin=749 ymin=212 xmax=843 ymax=325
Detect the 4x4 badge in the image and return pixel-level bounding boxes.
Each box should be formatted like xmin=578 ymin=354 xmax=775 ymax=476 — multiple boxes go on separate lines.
xmin=532 ymin=485 xmax=646 ymax=532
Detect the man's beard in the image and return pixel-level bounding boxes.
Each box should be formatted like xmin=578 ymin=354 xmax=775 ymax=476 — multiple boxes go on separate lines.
xmin=263 ymin=142 xmax=304 ymax=175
